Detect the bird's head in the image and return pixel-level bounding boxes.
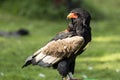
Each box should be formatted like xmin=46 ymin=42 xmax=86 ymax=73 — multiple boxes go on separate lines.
xmin=67 ymin=8 xmax=91 ymax=26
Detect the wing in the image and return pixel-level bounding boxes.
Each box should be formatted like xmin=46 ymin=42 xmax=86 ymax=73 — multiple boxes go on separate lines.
xmin=22 ymin=30 xmax=84 ymax=68
xmin=30 ymin=36 xmax=84 ymax=67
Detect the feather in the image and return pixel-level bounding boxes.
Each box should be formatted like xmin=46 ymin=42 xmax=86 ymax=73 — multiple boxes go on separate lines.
xmin=37 ymin=56 xmax=60 ymax=67
xmin=22 ymin=56 xmax=32 ymax=68
xmin=22 ymin=36 xmax=84 ymax=68
xmin=29 ymin=36 xmax=84 ymax=67
xmin=32 ymin=52 xmax=46 ymax=64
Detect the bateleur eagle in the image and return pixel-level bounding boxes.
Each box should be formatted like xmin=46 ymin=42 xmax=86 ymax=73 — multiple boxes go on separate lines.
xmin=22 ymin=8 xmax=92 ymax=80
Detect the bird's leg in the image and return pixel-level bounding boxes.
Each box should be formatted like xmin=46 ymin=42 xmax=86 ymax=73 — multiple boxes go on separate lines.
xmin=62 ymin=73 xmax=72 ymax=80
xmin=62 ymin=72 xmax=73 ymax=80
xmin=62 ymin=77 xmax=68 ymax=80
xmin=62 ymin=72 xmax=80 ymax=80
xmin=67 ymin=72 xmax=80 ymax=80
xmin=68 ymin=72 xmax=74 ymax=79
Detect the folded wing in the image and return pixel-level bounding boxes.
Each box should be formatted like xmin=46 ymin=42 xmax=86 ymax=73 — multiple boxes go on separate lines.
xmin=22 ymin=36 xmax=84 ymax=68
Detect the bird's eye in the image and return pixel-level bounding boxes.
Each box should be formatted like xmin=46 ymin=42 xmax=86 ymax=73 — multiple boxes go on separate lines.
xmin=75 ymin=13 xmax=80 ymax=17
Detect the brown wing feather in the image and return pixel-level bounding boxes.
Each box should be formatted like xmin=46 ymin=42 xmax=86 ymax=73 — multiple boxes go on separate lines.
xmin=32 ymin=36 xmax=84 ymax=67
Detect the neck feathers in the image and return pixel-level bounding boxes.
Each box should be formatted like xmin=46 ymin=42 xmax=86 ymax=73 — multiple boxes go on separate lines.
xmin=68 ymin=19 xmax=91 ymax=43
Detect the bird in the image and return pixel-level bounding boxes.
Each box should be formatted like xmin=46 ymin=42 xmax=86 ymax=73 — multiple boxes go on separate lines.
xmin=22 ymin=8 xmax=92 ymax=80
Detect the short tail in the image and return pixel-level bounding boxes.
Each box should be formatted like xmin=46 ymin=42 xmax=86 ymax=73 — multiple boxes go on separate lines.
xmin=22 ymin=56 xmax=33 ymax=68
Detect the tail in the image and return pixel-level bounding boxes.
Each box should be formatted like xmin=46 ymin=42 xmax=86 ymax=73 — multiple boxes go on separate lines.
xmin=22 ymin=56 xmax=33 ymax=68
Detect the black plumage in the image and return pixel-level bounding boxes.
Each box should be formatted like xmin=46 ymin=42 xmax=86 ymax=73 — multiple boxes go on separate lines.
xmin=22 ymin=8 xmax=91 ymax=80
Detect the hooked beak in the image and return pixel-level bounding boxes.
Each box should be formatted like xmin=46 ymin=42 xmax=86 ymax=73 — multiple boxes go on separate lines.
xmin=67 ymin=13 xmax=78 ymax=19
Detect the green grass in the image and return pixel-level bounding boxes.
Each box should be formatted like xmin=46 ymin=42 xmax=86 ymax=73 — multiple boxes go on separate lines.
xmin=0 ymin=0 xmax=120 ymax=80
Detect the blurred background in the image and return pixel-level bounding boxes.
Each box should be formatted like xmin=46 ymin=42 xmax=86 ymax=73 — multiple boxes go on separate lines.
xmin=0 ymin=0 xmax=120 ymax=80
